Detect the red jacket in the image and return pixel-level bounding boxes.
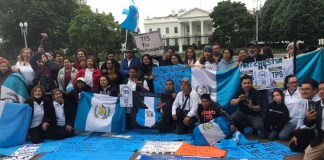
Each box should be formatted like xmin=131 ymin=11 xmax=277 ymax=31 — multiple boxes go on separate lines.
xmin=74 ymin=68 xmax=102 ymax=92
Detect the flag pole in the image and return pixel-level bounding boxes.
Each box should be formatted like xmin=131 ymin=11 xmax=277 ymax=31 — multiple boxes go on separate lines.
xmin=124 ymin=30 xmax=128 ymax=59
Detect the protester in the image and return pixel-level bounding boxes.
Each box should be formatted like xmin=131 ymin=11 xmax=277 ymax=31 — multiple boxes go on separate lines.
xmin=100 ymin=51 xmax=120 ymax=75
xmin=212 ymin=43 xmax=221 ymax=63
xmin=127 ymin=65 xmax=149 ymax=92
xmin=73 ymin=48 xmax=87 ymax=69
xmin=25 ymin=86 xmax=50 ymax=143
xmin=120 ymin=48 xmax=141 ymax=84
xmin=262 ymin=89 xmax=289 ymax=140
xmin=303 ymin=81 xmax=324 ymax=160
xmin=105 ymin=59 xmax=123 ymax=87
xmin=242 ymin=40 xmax=267 ymax=63
xmin=74 ymin=58 xmax=102 ymax=92
xmin=170 ymin=54 xmax=184 ymax=65
xmin=289 ymin=78 xmax=320 ymax=152
xmin=184 ymin=47 xmax=197 ymax=66
xmin=97 ymin=76 xmax=118 ymax=96
xmin=139 ymin=54 xmax=158 ymax=92
xmin=197 ymin=94 xmax=235 ymax=131
xmin=157 ymin=80 xmax=177 ymax=132
xmin=217 ymin=48 xmax=238 ymax=71
xmin=14 ymin=48 xmax=35 ymax=91
xmin=70 ymin=77 xmax=91 ymax=102
xmin=230 ymin=74 xmax=263 ymax=136
xmin=238 ymin=48 xmax=248 ymax=64
xmin=53 ymin=51 xmax=64 ymax=69
xmin=279 ymin=75 xmax=301 ymax=140
xmin=156 ymin=47 xmax=174 ymax=66
xmin=260 ymin=47 xmax=274 ymax=59
xmin=45 ymin=89 xmax=74 ymax=140
xmin=172 ymin=78 xmax=199 ymax=134
xmin=195 ymin=46 xmax=217 ymax=71
xmin=57 ymin=58 xmax=78 ymax=91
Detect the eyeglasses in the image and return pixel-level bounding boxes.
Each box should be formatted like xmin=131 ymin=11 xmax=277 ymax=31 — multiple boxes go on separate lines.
xmin=300 ymin=88 xmax=312 ymax=92
xmin=288 ymin=81 xmax=298 ymax=85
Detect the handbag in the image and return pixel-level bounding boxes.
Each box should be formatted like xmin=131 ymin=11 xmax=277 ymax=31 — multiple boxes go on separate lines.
xmin=176 ymin=95 xmax=189 ymax=122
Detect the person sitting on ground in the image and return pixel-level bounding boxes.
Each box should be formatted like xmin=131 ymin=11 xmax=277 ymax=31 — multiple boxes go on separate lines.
xmin=45 ymin=89 xmax=74 ymax=140
xmin=230 ymin=74 xmax=264 ymax=136
xmin=26 ymin=85 xmax=50 ymax=143
xmin=197 ymin=93 xmax=235 ymax=132
xmin=172 ymin=78 xmax=200 ymax=134
xmin=157 ymin=79 xmax=177 ymax=132
xmin=303 ymin=81 xmax=324 ymax=160
xmin=289 ymin=78 xmax=320 ymax=152
xmin=195 ymin=46 xmax=217 ymax=71
xmin=262 ymin=89 xmax=289 ymax=140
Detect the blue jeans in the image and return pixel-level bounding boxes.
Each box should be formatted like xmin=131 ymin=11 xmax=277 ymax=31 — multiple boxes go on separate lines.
xmin=279 ymin=118 xmax=297 ymax=141
xmin=267 ymin=130 xmax=279 ymax=140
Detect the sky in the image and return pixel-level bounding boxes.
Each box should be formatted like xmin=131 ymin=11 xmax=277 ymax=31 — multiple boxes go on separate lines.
xmin=86 ymin=0 xmax=265 ymax=32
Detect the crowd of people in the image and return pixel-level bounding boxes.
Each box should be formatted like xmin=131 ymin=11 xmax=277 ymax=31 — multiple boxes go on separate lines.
xmin=0 ymin=39 xmax=323 ymax=159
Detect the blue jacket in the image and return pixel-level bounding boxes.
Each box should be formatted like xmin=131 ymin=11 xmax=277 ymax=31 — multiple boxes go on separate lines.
xmin=120 ymin=56 xmax=141 ymax=83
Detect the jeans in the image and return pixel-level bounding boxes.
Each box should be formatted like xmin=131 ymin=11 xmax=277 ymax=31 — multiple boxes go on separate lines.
xmin=279 ymin=118 xmax=297 ymax=141
xmin=231 ymin=110 xmax=264 ymax=133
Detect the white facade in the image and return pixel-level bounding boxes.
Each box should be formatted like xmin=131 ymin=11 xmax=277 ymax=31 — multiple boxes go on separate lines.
xmin=144 ymin=8 xmax=213 ymax=53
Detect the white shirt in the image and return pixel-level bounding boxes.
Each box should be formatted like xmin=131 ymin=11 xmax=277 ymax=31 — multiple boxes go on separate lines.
xmin=16 ymin=63 xmax=35 ymax=85
xmin=284 ymin=88 xmax=302 ymax=119
xmin=126 ymin=79 xmax=149 ymax=113
xmin=85 ymin=68 xmax=93 ymax=88
xmin=53 ymin=101 xmax=66 ymax=127
xmin=127 ymin=59 xmax=132 ymax=67
xmin=172 ymin=90 xmax=200 ymax=117
xmin=30 ymin=101 xmax=44 ymax=128
xmin=296 ymin=94 xmax=321 ymax=128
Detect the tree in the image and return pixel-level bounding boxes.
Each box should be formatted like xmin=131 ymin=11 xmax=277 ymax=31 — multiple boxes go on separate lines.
xmin=209 ymin=0 xmax=255 ymax=48
xmin=260 ymin=0 xmax=324 ymax=45
xmin=68 ymin=4 xmax=123 ymax=56
xmin=0 ymin=0 xmax=79 ymax=57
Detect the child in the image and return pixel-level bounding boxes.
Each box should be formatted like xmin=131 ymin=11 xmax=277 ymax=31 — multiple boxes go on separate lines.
xmin=263 ymin=89 xmax=289 ymax=140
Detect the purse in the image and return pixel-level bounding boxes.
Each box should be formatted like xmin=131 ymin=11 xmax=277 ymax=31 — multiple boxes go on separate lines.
xmin=176 ymin=95 xmax=189 ymax=122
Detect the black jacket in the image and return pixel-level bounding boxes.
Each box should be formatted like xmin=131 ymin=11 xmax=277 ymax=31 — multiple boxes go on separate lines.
xmin=242 ymin=53 xmax=267 ymax=63
xmin=45 ymin=98 xmax=74 ymax=127
xmin=304 ymin=100 xmax=324 ymax=147
xmin=198 ymin=101 xmax=233 ymax=125
xmin=26 ymin=99 xmax=51 ymax=128
xmin=264 ymin=101 xmax=289 ymax=130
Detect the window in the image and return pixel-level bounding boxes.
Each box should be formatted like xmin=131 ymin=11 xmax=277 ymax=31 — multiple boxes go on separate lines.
xmin=187 ymin=26 xmax=190 ymax=33
xmin=175 ymin=38 xmax=178 ymax=45
xmin=166 ymin=27 xmax=169 ymax=34
xmin=149 ymin=28 xmax=152 ymax=32
xmin=187 ymin=38 xmax=190 ymax=45
xmin=174 ymin=27 xmax=178 ymax=33
xmin=166 ymin=39 xmax=169 ymax=46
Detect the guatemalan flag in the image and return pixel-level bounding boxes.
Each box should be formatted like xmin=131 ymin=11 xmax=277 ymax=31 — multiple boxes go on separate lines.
xmin=120 ymin=0 xmax=139 ymax=32
xmin=0 ymin=101 xmax=32 ymax=147
xmin=134 ymin=92 xmax=162 ymax=127
xmin=74 ymin=92 xmax=126 ymax=133
xmin=0 ymin=72 xmax=29 ymax=103
xmin=191 ymin=116 xmax=231 ymax=146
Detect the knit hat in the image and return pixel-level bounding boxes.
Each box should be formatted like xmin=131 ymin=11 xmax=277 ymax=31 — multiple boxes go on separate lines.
xmin=0 ymin=57 xmax=9 ymax=64
xmin=203 ymin=46 xmax=213 ymax=53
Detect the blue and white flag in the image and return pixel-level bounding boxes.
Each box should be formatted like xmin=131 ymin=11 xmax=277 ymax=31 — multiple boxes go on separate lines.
xmin=66 ymin=80 xmax=74 ymax=92
xmin=192 ymin=67 xmax=217 ymax=100
xmin=191 ymin=116 xmax=231 ymax=146
xmin=120 ymin=0 xmax=139 ymax=32
xmin=0 ymin=101 xmax=32 ymax=147
xmin=1 ymin=73 xmax=28 ymax=103
xmin=74 ymin=92 xmax=126 ymax=133
xmin=134 ymin=92 xmax=162 ymax=127
xmin=214 ymin=131 xmax=258 ymax=150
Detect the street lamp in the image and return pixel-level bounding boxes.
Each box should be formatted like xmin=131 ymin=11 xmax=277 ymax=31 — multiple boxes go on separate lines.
xmin=19 ymin=21 xmax=28 ymax=48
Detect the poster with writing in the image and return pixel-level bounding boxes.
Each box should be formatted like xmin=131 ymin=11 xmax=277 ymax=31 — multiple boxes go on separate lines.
xmin=5 ymin=144 xmax=41 ymax=160
xmin=175 ymin=142 xmax=226 ymax=158
xmin=153 ymin=65 xmax=191 ymax=93
xmin=140 ymin=141 xmax=184 ymax=153
xmin=134 ymin=30 xmax=164 ymax=56
xmin=239 ymin=58 xmax=291 ymax=90
xmin=120 ymin=85 xmax=133 ymax=107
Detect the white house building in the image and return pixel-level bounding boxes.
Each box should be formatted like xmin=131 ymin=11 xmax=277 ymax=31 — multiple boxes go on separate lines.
xmin=144 ymin=8 xmax=213 ymax=53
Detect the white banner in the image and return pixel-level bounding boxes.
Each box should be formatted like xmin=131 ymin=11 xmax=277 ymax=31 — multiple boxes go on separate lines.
xmin=191 ymin=67 xmax=217 ymax=101
xmin=133 ymin=30 xmax=164 ymax=56
xmin=239 ymin=58 xmax=293 ymax=90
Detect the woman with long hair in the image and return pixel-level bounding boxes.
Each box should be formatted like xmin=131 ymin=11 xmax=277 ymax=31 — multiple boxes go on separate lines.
xmin=105 ymin=59 xmax=123 ymax=87
xmin=57 ymin=58 xmax=78 ymax=91
xmin=139 ymin=54 xmax=158 ymax=92
xmin=195 ymin=46 xmax=217 ymax=71
xmin=217 ymin=48 xmax=238 ymax=71
xmin=74 ymin=58 xmax=102 ymax=92
xmin=184 ymin=47 xmax=197 ymax=66
xmin=14 ymin=48 xmax=36 ymax=90
xmin=97 ymin=76 xmax=118 ymax=96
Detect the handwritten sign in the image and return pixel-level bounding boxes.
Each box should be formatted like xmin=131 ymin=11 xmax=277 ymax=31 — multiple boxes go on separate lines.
xmin=120 ymin=85 xmax=133 ymax=107
xmin=153 ymin=64 xmax=191 ymax=93
xmin=134 ymin=30 xmax=164 ymax=56
xmin=140 ymin=141 xmax=184 ymax=154
xmin=175 ymin=142 xmax=226 ymax=158
xmin=227 ymin=142 xmax=298 ymax=159
xmin=6 ymin=144 xmax=41 ymax=160
xmin=239 ymin=58 xmax=293 ymax=90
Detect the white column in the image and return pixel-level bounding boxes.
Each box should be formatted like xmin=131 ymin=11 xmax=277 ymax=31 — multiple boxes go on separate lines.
xmin=178 ymin=22 xmax=183 ymax=53
xmin=189 ymin=21 xmax=193 ymax=45
xmin=200 ymin=20 xmax=204 ymax=44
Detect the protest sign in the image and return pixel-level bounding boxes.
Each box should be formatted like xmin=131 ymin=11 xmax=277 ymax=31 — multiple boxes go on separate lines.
xmin=175 ymin=142 xmax=226 ymax=158
xmin=120 ymin=85 xmax=133 ymax=107
xmin=134 ymin=30 xmax=164 ymax=56
xmin=140 ymin=141 xmax=184 ymax=154
xmin=239 ymin=58 xmax=293 ymax=90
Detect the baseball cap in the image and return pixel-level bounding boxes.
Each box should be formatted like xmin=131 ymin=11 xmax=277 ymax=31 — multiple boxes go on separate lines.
xmin=77 ymin=77 xmax=85 ymax=82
